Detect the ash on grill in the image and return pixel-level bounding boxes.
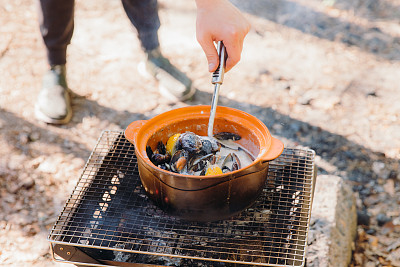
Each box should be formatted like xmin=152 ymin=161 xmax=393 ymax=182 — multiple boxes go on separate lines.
xmin=48 ymin=131 xmax=315 ymax=267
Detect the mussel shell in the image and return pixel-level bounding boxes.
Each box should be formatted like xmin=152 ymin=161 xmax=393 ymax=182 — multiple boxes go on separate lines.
xmin=156 ymin=141 xmax=167 ymax=155
xmin=188 ymin=154 xmax=214 ymax=172
xmin=146 ymin=145 xmax=153 ymax=159
xmin=177 ymin=132 xmax=203 ymax=155
xmin=222 ymin=166 xmax=230 ymax=173
xmin=151 ymin=153 xmax=171 ymax=166
xmin=220 ymin=152 xmax=241 ymax=173
xmin=200 ymin=137 xmax=220 ymax=154
xmin=214 ymin=132 xmax=241 ymax=141
xmin=170 ymin=149 xmax=189 ymax=173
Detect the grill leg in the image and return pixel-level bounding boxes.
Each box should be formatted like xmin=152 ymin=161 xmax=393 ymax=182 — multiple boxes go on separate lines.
xmin=52 ymin=244 xmax=103 ymax=266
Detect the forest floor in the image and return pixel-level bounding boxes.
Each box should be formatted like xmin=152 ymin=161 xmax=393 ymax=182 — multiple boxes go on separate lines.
xmin=1 ymin=0 xmax=400 ymax=266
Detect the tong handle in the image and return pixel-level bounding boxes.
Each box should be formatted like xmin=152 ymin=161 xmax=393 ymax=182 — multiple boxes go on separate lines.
xmin=212 ymin=41 xmax=227 ymax=84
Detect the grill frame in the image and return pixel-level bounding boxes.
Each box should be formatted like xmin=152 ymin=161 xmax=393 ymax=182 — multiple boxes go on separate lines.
xmin=48 ymin=131 xmax=316 ymax=267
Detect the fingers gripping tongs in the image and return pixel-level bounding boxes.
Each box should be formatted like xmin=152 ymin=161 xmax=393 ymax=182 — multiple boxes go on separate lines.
xmin=207 ymin=41 xmax=227 ymax=137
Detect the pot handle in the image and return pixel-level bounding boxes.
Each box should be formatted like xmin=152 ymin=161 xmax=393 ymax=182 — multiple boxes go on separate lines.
xmin=124 ymin=120 xmax=147 ymax=143
xmin=260 ymin=137 xmax=284 ymax=163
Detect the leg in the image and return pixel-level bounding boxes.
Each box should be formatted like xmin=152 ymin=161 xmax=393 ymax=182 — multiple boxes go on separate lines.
xmin=35 ymin=0 xmax=74 ymax=124
xmin=121 ymin=0 xmax=160 ymax=52
xmin=38 ymin=0 xmax=75 ymax=65
xmin=122 ymin=0 xmax=195 ymax=101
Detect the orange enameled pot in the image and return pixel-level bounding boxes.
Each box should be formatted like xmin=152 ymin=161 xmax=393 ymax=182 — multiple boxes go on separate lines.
xmin=125 ymin=105 xmax=284 ymax=222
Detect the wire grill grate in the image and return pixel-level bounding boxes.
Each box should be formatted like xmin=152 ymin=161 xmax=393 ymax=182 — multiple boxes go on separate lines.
xmin=48 ymin=131 xmax=315 ymax=267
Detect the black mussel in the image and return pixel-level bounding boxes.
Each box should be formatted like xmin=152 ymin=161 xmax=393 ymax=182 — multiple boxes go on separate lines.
xmin=177 ymin=132 xmax=203 ymax=155
xmin=221 ymin=153 xmax=241 ymax=173
xmin=146 ymin=145 xmax=153 ymax=159
xmin=214 ymin=132 xmax=241 ymax=141
xmin=156 ymin=141 xmax=167 ymax=155
xmin=188 ymin=154 xmax=214 ymax=172
xmin=200 ymin=137 xmax=220 ymax=155
xmin=170 ymin=149 xmax=189 ymax=173
xmin=151 ymin=153 xmax=171 ymax=166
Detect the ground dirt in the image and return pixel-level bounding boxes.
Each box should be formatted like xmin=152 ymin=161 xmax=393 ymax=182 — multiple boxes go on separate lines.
xmin=1 ymin=0 xmax=400 ymax=266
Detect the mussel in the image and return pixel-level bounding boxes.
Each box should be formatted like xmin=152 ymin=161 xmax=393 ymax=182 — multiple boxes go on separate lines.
xmin=147 ymin=131 xmax=253 ymax=176
xmin=220 ymin=152 xmax=241 ymax=173
xmin=148 ymin=141 xmax=171 ymax=166
xmin=151 ymin=153 xmax=170 ymax=166
xmin=188 ymin=153 xmax=216 ymax=173
xmin=199 ymin=136 xmax=220 ymax=155
xmin=176 ymin=132 xmax=203 ymax=155
xmin=170 ymin=149 xmax=189 ymax=173
xmin=214 ymin=132 xmax=241 ymax=141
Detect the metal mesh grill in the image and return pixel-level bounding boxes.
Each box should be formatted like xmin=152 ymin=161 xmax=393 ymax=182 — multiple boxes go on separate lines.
xmin=48 ymin=131 xmax=315 ymax=267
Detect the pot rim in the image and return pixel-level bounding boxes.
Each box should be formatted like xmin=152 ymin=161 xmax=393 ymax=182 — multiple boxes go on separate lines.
xmin=125 ymin=105 xmax=283 ymax=179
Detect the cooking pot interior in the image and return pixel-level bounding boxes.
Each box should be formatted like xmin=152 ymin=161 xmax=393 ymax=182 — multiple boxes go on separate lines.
xmin=146 ymin=116 xmax=261 ymax=159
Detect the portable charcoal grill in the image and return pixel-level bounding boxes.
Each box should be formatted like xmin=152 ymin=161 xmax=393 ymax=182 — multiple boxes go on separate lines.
xmin=48 ymin=131 xmax=316 ymax=267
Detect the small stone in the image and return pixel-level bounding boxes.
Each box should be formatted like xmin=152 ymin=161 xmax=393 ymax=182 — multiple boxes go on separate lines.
xmin=38 ymin=160 xmax=57 ymax=174
xmin=29 ymin=131 xmax=40 ymax=141
xmin=22 ymin=224 xmax=40 ymax=236
xmin=393 ymin=217 xmax=400 ymax=226
xmin=19 ymin=178 xmax=35 ymax=190
xmin=383 ymin=179 xmax=395 ymax=196
xmin=299 ymin=96 xmax=313 ymax=105
xmin=372 ymin=161 xmax=385 ymax=172
xmin=29 ymin=156 xmax=45 ymax=169
xmin=18 ymin=132 xmax=30 ymax=145
xmin=388 ymin=170 xmax=398 ymax=180
xmin=372 ymin=161 xmax=389 ymax=178
xmin=312 ymin=95 xmax=341 ymax=110
xmin=357 ymin=210 xmax=370 ymax=226
xmin=8 ymin=183 xmax=20 ymax=194
xmin=376 ymin=213 xmax=391 ymax=227
xmin=364 ymin=194 xmax=379 ymax=206
xmin=366 ymin=228 xmax=376 ymax=235
xmin=367 ymin=91 xmax=378 ymax=97
xmin=259 ymin=69 xmax=270 ymax=76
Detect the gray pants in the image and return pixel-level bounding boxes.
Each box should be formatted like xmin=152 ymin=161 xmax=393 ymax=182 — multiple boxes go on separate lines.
xmin=38 ymin=0 xmax=161 ymax=65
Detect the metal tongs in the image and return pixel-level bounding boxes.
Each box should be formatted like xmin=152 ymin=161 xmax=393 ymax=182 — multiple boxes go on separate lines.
xmin=207 ymin=41 xmax=227 ymax=137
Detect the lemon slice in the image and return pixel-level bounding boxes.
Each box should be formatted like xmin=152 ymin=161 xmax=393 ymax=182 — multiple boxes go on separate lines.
xmin=205 ymin=165 xmax=223 ymax=176
xmin=166 ymin=133 xmax=181 ymax=155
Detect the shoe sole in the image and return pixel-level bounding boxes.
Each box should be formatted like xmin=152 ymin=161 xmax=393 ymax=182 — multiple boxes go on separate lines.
xmin=138 ymin=61 xmax=196 ymax=102
xmin=35 ymin=104 xmax=72 ymax=125
xmin=159 ymin=84 xmax=196 ymax=102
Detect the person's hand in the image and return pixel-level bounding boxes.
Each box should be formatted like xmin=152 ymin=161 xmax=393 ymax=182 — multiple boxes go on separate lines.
xmin=195 ymin=0 xmax=250 ymax=72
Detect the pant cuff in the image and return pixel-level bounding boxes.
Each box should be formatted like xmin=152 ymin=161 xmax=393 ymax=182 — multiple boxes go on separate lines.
xmin=138 ymin=30 xmax=160 ymax=52
xmin=47 ymin=48 xmax=67 ymax=66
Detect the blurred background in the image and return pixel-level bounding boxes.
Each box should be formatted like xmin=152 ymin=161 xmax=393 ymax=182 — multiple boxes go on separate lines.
xmin=0 ymin=0 xmax=399 ymax=266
